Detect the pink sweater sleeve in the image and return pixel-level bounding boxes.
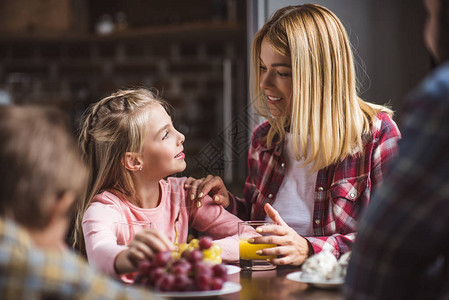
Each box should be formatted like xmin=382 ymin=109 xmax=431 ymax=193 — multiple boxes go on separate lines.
xmin=190 ymin=195 xmax=243 ymax=262
xmin=82 ymin=200 xmax=127 ymax=277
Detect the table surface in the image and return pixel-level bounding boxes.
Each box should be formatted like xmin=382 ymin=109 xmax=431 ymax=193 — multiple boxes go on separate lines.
xmin=215 ymin=264 xmax=344 ymax=300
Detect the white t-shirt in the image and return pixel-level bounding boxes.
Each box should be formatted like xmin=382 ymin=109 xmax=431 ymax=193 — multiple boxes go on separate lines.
xmin=265 ymin=133 xmax=317 ymax=236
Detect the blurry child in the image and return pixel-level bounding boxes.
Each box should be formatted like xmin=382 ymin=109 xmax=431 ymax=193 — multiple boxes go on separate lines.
xmin=73 ymin=88 xmax=245 ymax=281
xmin=0 ymin=105 xmax=156 ymax=299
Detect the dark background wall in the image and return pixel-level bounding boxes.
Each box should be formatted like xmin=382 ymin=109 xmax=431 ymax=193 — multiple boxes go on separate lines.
xmin=0 ymin=0 xmax=432 ymax=194
xmin=0 ymin=0 xmax=249 ymax=192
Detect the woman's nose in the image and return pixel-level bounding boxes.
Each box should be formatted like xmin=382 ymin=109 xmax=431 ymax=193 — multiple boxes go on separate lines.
xmin=259 ymin=73 xmax=272 ymax=90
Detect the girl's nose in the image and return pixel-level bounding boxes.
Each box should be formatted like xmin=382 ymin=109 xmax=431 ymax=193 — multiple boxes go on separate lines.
xmin=179 ymin=132 xmax=185 ymax=145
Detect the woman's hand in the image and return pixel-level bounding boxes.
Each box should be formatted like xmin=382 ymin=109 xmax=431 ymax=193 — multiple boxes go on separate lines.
xmin=250 ymin=203 xmax=311 ymax=266
xmin=115 ymin=229 xmax=174 ymax=274
xmin=184 ymin=175 xmax=230 ymax=208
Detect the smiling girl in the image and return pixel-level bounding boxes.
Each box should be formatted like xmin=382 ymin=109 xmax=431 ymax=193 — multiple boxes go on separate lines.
xmin=73 ymin=88 xmax=244 ymax=282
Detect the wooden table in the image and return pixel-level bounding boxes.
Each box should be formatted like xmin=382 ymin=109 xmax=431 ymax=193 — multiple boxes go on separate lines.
xmin=220 ymin=265 xmax=345 ymax=300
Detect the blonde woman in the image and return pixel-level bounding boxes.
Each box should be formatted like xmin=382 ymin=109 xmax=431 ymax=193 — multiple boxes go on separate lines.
xmin=186 ymin=4 xmax=401 ymax=266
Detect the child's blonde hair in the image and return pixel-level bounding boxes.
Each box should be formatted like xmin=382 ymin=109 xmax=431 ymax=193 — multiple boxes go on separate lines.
xmin=73 ymin=88 xmax=167 ymax=254
xmin=251 ymin=4 xmax=392 ymax=171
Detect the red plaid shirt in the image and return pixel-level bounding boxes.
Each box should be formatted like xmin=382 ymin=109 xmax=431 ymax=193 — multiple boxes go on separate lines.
xmin=227 ymin=112 xmax=401 ymax=257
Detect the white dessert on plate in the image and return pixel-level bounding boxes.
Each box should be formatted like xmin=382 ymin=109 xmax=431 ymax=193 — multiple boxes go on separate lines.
xmin=300 ymin=250 xmax=351 ymax=282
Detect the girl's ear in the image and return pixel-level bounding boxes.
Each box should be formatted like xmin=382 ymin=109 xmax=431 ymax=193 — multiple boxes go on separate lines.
xmin=123 ymin=152 xmax=143 ymax=171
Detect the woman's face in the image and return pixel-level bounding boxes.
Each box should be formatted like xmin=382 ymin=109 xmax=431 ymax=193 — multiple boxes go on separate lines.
xmin=259 ymin=38 xmax=293 ymax=117
xmin=424 ymin=0 xmax=449 ymax=64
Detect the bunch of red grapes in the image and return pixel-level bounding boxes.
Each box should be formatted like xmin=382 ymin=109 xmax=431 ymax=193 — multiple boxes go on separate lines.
xmin=134 ymin=236 xmax=229 ymax=292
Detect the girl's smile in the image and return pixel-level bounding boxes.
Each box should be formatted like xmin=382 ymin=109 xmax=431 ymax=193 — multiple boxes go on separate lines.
xmin=174 ymin=151 xmax=185 ymax=160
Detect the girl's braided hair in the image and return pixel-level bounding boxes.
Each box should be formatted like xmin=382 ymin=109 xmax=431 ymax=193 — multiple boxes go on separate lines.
xmin=73 ymin=88 xmax=167 ymax=255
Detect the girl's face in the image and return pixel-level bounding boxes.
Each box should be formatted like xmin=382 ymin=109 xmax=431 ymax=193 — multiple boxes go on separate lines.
xmin=259 ymin=38 xmax=293 ymax=117
xmin=140 ymin=104 xmax=186 ymax=180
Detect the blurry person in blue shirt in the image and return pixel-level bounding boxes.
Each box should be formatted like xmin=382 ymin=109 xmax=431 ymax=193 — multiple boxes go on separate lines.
xmin=345 ymin=0 xmax=449 ymax=299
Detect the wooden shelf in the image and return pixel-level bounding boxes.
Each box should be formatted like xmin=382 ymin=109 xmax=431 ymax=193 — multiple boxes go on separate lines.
xmin=0 ymin=21 xmax=242 ymax=43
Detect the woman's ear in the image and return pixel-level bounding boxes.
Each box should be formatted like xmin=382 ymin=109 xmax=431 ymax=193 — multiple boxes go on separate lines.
xmin=123 ymin=152 xmax=143 ymax=171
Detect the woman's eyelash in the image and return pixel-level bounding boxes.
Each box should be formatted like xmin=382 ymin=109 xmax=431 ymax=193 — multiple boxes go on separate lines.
xmin=259 ymin=65 xmax=290 ymax=77
xmin=162 ymin=130 xmax=169 ymax=140
xmin=278 ymin=72 xmax=291 ymax=77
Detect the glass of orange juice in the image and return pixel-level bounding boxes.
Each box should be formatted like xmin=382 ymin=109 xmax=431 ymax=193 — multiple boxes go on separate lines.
xmin=238 ymin=221 xmax=277 ymax=271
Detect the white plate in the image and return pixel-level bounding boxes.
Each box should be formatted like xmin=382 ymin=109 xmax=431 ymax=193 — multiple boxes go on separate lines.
xmin=154 ymin=281 xmax=241 ymax=298
xmin=286 ymin=271 xmax=344 ymax=289
xmin=226 ymin=264 xmax=241 ymax=275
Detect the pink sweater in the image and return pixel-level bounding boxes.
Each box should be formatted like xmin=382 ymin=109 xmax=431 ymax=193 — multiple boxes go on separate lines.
xmin=82 ymin=177 xmax=244 ymax=277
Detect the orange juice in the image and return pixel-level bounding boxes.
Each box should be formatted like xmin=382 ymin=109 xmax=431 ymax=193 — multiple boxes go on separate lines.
xmin=239 ymin=238 xmax=276 ymax=260
xmin=238 ymin=221 xmax=277 ymax=271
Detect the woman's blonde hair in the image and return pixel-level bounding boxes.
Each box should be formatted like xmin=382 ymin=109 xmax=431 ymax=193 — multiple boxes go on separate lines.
xmin=73 ymin=88 xmax=167 ymax=254
xmin=251 ymin=4 xmax=392 ymax=171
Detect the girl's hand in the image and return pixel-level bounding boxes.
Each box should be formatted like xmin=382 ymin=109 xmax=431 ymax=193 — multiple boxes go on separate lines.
xmin=115 ymin=229 xmax=174 ymax=274
xmin=250 ymin=203 xmax=311 ymax=266
xmin=184 ymin=175 xmax=230 ymax=209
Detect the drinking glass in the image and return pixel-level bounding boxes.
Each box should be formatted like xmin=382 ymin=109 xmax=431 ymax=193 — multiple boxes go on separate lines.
xmin=238 ymin=221 xmax=277 ymax=271
xmin=114 ymin=220 xmax=153 ymax=246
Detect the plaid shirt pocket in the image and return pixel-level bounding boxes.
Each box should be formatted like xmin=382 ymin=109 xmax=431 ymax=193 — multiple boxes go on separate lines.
xmin=328 ymin=176 xmax=368 ymax=235
xmin=330 ymin=175 xmax=368 ymax=202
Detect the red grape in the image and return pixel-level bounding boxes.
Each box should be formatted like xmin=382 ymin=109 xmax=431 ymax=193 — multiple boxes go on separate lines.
xmin=212 ymin=263 xmax=228 ymax=280
xmin=171 ymin=260 xmax=192 ymax=276
xmin=193 ymin=261 xmax=213 ymax=278
xmin=174 ymin=274 xmax=194 ymax=291
xmin=153 ymin=251 xmax=172 ymax=267
xmin=133 ymin=237 xmax=229 ymax=292
xmin=187 ymin=249 xmax=204 ymax=264
xmin=210 ymin=277 xmax=224 ymax=290
xmin=138 ymin=260 xmax=152 ymax=273
xmin=198 ymin=236 xmax=213 ymax=250
xmin=156 ymin=273 xmax=175 ymax=291
xmin=195 ymin=273 xmax=211 ymax=291
xmin=148 ymin=266 xmax=165 ymax=284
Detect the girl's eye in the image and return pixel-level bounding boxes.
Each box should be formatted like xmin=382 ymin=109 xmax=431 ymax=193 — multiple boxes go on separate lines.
xmin=162 ymin=130 xmax=169 ymax=140
xmin=259 ymin=65 xmax=267 ymax=72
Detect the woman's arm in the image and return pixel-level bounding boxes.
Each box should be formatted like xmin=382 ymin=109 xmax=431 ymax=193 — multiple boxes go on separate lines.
xmin=184 ymin=175 xmax=252 ymax=220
